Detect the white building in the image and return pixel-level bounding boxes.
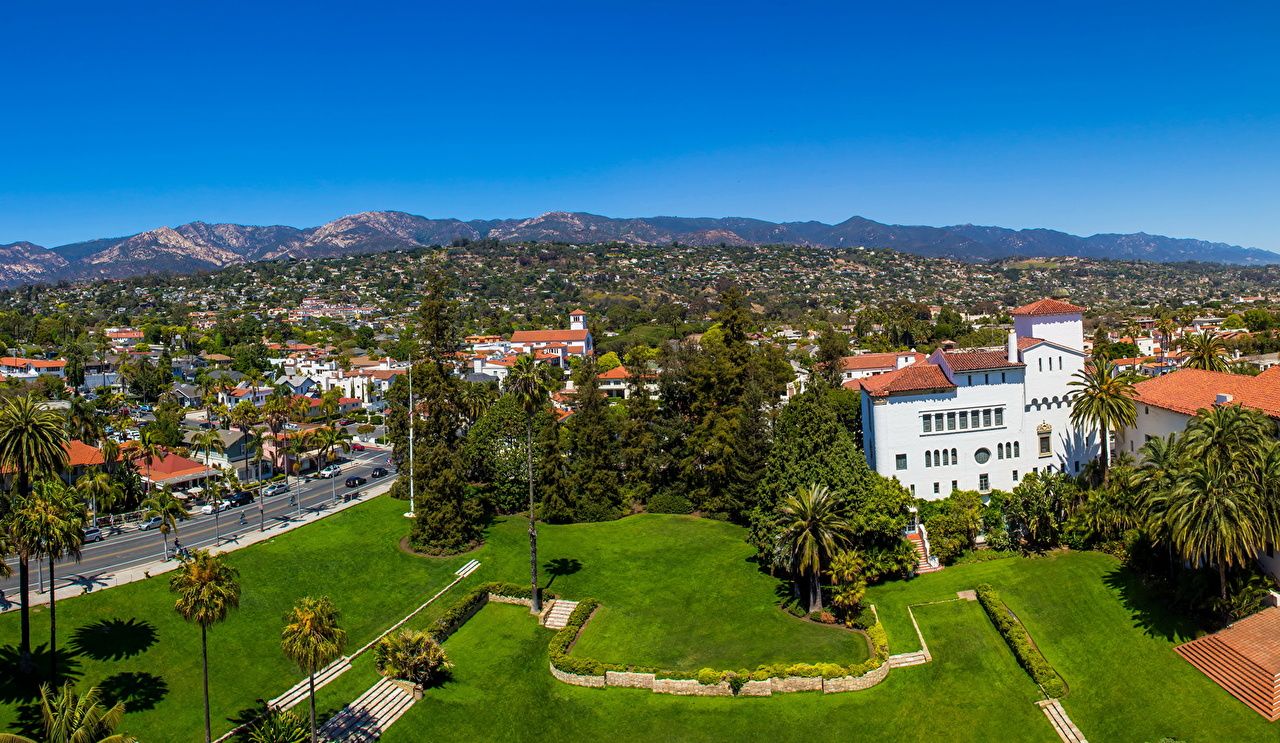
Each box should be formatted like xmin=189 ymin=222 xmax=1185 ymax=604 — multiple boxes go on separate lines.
xmin=840 ymin=351 xmax=925 ymax=383
xmin=858 ymin=298 xmax=1099 ymax=500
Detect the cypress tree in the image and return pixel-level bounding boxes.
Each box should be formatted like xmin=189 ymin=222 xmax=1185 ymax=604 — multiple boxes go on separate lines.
xmin=563 ymin=358 xmax=622 ymax=521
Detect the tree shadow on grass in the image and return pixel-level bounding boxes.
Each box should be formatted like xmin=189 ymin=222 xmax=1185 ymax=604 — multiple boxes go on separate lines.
xmin=543 ymin=557 xmax=582 ymax=589
xmin=0 ymin=644 xmax=84 ymax=705
xmin=98 ymin=671 xmax=169 ymax=712
xmin=70 ymin=618 xmax=158 ymax=661
xmin=1102 ymin=565 xmax=1203 ymax=642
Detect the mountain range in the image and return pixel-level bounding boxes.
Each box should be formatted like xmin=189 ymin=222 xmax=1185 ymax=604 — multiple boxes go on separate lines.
xmin=2 ymin=211 xmax=1277 ymax=288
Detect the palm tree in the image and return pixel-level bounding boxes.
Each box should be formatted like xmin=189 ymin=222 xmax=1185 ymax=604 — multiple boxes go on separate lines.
xmin=191 ymin=428 xmax=226 ymax=469
xmin=1167 ymin=457 xmax=1268 ymax=601
xmin=0 ymin=394 xmax=70 ymax=668
xmin=129 ymin=429 xmax=165 ymax=496
xmin=229 ymin=401 xmax=261 ymax=481
xmin=75 ymin=471 xmax=120 ymax=526
xmin=244 ymin=705 xmax=307 ymax=743
xmin=19 ymin=479 xmax=86 ymax=680
xmin=373 ymin=629 xmax=452 ymax=688
xmin=1068 ymin=359 xmax=1139 ymax=478
xmin=311 ymin=424 xmax=351 ymax=465
xmin=98 ymin=437 xmax=120 ymax=477
xmin=778 ymin=483 xmax=852 ymax=613
xmin=1178 ymin=330 xmax=1231 ymax=372
xmin=504 ymin=354 xmax=559 ymax=613
xmin=0 ymin=682 xmax=132 ymax=743
xmin=280 ymin=596 xmax=347 ymax=743
xmin=1181 ymin=402 xmax=1273 ymax=473
xmin=170 ymin=549 xmax=241 ymax=743
xmin=140 ymin=487 xmax=188 ymax=560
xmin=65 ymin=395 xmax=102 ymax=445
xmin=458 ymin=382 xmax=494 ymax=424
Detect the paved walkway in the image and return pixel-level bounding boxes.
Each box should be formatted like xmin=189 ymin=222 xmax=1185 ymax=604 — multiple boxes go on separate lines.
xmin=542 ymin=599 xmax=578 ymax=629
xmin=319 ymin=677 xmax=417 ymax=742
xmin=1037 ymin=699 xmax=1087 ymax=743
xmin=1 ymin=478 xmax=396 ymax=613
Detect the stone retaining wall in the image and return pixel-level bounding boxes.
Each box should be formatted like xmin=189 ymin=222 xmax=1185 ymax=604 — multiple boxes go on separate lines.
xmin=605 ymin=671 xmax=656 ymax=689
xmin=652 ymin=678 xmax=732 ymax=696
xmin=738 ymin=680 xmax=773 ymax=697
xmin=821 ymin=661 xmax=891 ymax=693
xmin=488 ymin=594 xmax=533 ymax=607
xmin=549 ymin=662 xmax=606 ymax=688
xmin=770 ymin=675 xmax=824 ymax=693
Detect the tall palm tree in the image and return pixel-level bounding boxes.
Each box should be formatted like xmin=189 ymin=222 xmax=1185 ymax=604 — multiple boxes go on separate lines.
xmin=0 ymin=394 xmax=70 ymax=668
xmin=1167 ymin=458 xmax=1268 ymax=600
xmin=778 ymin=483 xmax=852 ymax=613
xmin=1178 ymin=330 xmax=1231 ymax=372
xmin=262 ymin=390 xmax=291 ymax=477
xmin=1181 ymin=402 xmax=1273 ymax=473
xmin=20 ymin=480 xmax=86 ymax=681
xmin=140 ymin=488 xmax=189 ymax=560
xmin=75 ymin=471 xmax=120 ymax=525
xmin=170 ymin=549 xmax=241 ymax=743
xmin=0 ymin=682 xmax=132 ymax=743
xmin=504 ymin=354 xmax=558 ymax=613
xmin=311 ymin=424 xmax=351 ymax=465
xmin=129 ymin=429 xmax=164 ymax=496
xmin=1068 ymin=359 xmax=1139 ymax=478
xmin=229 ymin=401 xmax=261 ymax=482
xmin=191 ymin=428 xmax=226 ymax=468
xmin=65 ymin=395 xmax=102 ymax=445
xmin=458 ymin=382 xmax=494 ymax=424
xmin=280 ymin=596 xmax=347 ymax=743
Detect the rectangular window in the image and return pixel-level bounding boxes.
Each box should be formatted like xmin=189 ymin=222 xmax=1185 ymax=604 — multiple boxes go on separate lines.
xmin=933 ymin=482 xmax=940 ymax=494
xmin=896 ymin=454 xmax=908 ymax=470
xmin=935 ymin=413 xmax=944 ymax=431
xmin=951 ymin=480 xmax=958 ymax=492
xmin=979 ymin=473 xmax=989 ymax=491
xmin=910 ymin=484 xmax=916 ymax=495
xmin=994 ymin=408 xmax=1004 ymax=426
xmin=1001 ymin=372 xmax=1006 ymax=383
xmin=947 ymin=412 xmax=956 ymax=431
xmin=1012 ymin=470 xmax=1019 ymax=481
xmin=984 ymin=374 xmax=990 ymax=384
xmin=971 ymin=410 xmax=980 ymax=425
xmin=922 ymin=416 xmax=932 ymax=433
xmin=982 ymin=409 xmax=992 ymax=427
xmin=1039 ymin=434 xmax=1051 ymax=457
xmin=959 ymin=411 xmax=968 ymax=430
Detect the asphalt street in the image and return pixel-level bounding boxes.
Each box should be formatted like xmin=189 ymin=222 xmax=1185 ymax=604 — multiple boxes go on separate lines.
xmin=0 ymin=449 xmax=397 ymax=597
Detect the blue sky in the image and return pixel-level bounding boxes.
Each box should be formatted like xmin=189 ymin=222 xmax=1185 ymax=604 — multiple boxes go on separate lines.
xmin=3 ymin=1 xmax=1279 ymax=250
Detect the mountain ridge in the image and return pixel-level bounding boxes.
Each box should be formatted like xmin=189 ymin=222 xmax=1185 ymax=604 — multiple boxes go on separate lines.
xmin=6 ymin=211 xmax=1278 ymax=288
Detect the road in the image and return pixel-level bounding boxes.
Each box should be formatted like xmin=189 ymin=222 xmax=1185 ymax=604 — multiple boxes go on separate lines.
xmin=1 ymin=449 xmax=397 ymax=596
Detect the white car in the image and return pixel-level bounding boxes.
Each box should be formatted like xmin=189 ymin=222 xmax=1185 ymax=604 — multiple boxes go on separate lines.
xmin=199 ymin=501 xmax=228 ymax=515
xmin=317 ymin=464 xmax=342 ymax=479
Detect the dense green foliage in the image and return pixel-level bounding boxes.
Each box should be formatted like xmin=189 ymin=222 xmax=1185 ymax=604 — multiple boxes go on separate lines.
xmin=974 ymin=583 xmax=1067 ymax=697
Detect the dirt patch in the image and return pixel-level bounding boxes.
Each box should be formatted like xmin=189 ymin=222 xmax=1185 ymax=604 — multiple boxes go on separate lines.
xmin=397 ymin=535 xmax=483 ymax=559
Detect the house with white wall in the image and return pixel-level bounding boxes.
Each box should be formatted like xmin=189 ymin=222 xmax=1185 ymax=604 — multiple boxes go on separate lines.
xmin=857 ymin=298 xmax=1098 ymax=500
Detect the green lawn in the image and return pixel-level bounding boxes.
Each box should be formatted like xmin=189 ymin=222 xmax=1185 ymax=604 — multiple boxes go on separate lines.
xmin=0 ymin=496 xmax=470 ymax=741
xmin=4 ymin=502 xmax=1276 ymax=742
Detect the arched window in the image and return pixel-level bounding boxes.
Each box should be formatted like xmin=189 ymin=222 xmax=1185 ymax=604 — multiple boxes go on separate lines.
xmin=925 ymin=451 xmax=932 ymax=467
xmin=1014 ymin=441 xmax=1020 ymax=457
xmin=942 ymin=450 xmax=949 ymax=466
xmin=1038 ymin=358 xmax=1043 ymax=371
xmin=998 ymin=443 xmax=1004 ymax=459
xmin=951 ymin=448 xmax=958 ymax=463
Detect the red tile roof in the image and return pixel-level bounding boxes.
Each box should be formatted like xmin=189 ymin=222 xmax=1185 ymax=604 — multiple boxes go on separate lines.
xmin=510 ymin=329 xmax=589 ymax=343
xmin=1016 ymin=336 xmax=1045 ymax=350
xmin=853 ymin=363 xmax=955 ymax=398
xmin=66 ymin=440 xmax=105 ymax=468
xmin=1133 ymin=369 xmax=1280 ymax=419
xmin=1176 ymin=606 xmax=1280 ymax=720
xmin=840 ymin=352 xmax=924 ymax=372
xmin=943 ymin=349 xmax=1023 ymax=371
xmin=569 ymin=308 xmax=587 ymax=316
xmin=599 ymin=365 xmax=630 ymax=380
xmin=1011 ymin=298 xmax=1085 ymax=316
xmin=0 ymin=356 xmax=66 ymax=369
xmin=138 ymin=451 xmax=216 ymax=482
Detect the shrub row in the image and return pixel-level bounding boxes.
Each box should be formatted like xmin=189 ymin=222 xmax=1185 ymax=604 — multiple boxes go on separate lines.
xmin=430 ymin=582 xmax=553 ymax=642
xmin=547 ymin=598 xmax=890 ymax=686
xmin=974 ymin=583 xmax=1066 ymax=698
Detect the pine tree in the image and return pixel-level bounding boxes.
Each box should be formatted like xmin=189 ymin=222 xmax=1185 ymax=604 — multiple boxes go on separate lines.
xmin=536 ymin=420 xmax=574 ymax=523
xmin=563 ymin=358 xmax=622 ymax=521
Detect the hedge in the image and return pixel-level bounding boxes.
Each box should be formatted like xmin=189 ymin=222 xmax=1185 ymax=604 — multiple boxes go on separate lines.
xmin=974 ymin=583 xmax=1066 ymax=698
xmin=431 ymin=582 xmax=555 ymax=643
xmin=546 ymin=597 xmax=890 ymax=686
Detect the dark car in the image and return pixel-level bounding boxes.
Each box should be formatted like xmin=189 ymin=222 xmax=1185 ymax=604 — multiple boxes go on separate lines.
xmin=370 ymin=466 xmax=388 ymax=478
xmin=227 ymin=492 xmax=254 ymax=508
xmin=345 ymin=475 xmax=367 ymax=488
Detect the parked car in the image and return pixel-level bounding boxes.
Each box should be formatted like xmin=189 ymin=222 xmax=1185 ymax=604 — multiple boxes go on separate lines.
xmin=371 ymin=467 xmax=388 ymax=478
xmin=345 ymin=476 xmax=367 ymax=488
xmin=351 ymin=443 xmax=366 ymax=452
xmin=83 ymin=526 xmax=103 ymax=543
xmin=138 ymin=516 xmax=163 ymax=531
xmin=226 ymin=492 xmax=254 ymax=508
xmin=338 ymin=418 xmax=353 ymax=426
xmin=199 ymin=501 xmax=227 ymax=515
xmin=262 ymin=482 xmax=290 ymax=497
xmin=318 ymin=464 xmax=342 ymax=479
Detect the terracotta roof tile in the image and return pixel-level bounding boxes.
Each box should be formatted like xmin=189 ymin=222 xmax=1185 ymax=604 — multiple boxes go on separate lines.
xmin=598 ymin=365 xmax=630 ymax=380
xmin=1133 ymin=369 xmax=1280 ymax=419
xmin=510 ymin=329 xmax=589 ymax=343
xmin=840 ymin=352 xmax=924 ymax=372
xmin=853 ymin=363 xmax=955 ymax=397
xmin=1011 ymin=298 xmax=1086 ymax=316
xmin=943 ymin=349 xmax=1023 ymax=371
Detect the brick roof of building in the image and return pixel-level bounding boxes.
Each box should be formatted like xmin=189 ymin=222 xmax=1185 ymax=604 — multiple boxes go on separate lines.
xmin=1133 ymin=367 xmax=1280 ymax=419
xmin=510 ymin=329 xmax=589 ymax=343
xmin=0 ymin=356 xmax=66 ymax=369
xmin=598 ymin=365 xmax=630 ymax=380
xmin=852 ymin=363 xmax=955 ymax=398
xmin=943 ymin=349 xmax=1024 ymax=372
xmin=1010 ymin=298 xmax=1086 ymax=316
xmin=840 ymin=352 xmax=925 ymax=371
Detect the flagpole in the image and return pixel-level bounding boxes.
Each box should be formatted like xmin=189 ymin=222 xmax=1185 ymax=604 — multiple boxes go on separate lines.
xmin=405 ymin=351 xmax=415 ymax=518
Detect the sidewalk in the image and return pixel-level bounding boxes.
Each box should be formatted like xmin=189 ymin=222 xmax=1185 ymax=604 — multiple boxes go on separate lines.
xmin=1 ymin=478 xmax=399 ymax=613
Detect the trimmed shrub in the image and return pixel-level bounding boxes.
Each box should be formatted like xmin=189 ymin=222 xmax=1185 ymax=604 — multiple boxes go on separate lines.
xmin=646 ymin=493 xmax=694 ymax=515
xmin=975 ymin=583 xmax=1066 ymax=698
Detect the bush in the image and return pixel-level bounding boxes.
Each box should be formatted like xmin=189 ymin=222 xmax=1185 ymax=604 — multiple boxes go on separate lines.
xmin=374 ymin=629 xmax=453 ymax=687
xmin=975 ymin=584 xmax=1066 ymax=697
xmin=646 ymin=493 xmax=694 ymax=515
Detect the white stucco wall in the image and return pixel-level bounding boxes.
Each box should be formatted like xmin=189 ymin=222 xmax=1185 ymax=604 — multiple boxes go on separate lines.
xmin=1014 ymin=314 xmax=1084 ymax=352
xmin=1117 ymin=404 xmax=1192 ymax=456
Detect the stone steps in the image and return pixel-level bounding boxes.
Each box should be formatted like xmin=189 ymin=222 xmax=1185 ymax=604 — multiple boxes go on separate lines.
xmin=271 ymin=656 xmax=353 ymax=710
xmin=543 ymin=599 xmax=579 ymax=629
xmin=1037 ymin=698 xmax=1087 ymax=743
xmin=320 ymin=677 xmax=416 ymax=742
xmin=888 ymin=651 xmax=929 ymax=668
